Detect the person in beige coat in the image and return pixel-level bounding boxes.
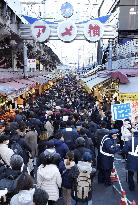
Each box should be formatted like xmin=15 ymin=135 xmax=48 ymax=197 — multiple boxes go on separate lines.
xmin=44 ymin=119 xmax=54 ymax=139
xmin=25 ymin=126 xmax=38 ymax=158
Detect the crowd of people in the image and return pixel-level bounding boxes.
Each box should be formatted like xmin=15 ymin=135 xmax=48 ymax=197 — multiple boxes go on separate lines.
xmin=0 ymin=75 xmax=138 ymax=205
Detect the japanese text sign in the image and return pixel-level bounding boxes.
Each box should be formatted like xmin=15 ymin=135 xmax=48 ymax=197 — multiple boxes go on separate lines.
xmin=58 ymin=21 xmax=77 ymax=42
xmin=84 ymin=20 xmax=104 ymax=42
xmin=27 ymin=59 xmax=36 ymax=71
xmin=31 ymin=20 xmax=50 ymax=42
xmin=111 ymin=103 xmax=132 ymax=121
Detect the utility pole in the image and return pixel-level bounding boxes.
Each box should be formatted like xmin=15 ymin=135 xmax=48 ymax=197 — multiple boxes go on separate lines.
xmin=108 ymin=39 xmax=113 ymax=70
xmin=23 ymin=40 xmax=28 ymax=78
xmin=97 ymin=0 xmax=104 ymax=65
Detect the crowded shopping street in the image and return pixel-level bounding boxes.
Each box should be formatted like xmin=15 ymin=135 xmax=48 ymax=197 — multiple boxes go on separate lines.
xmin=0 ymin=76 xmax=138 ymax=205
xmin=0 ymin=0 xmax=138 ymax=205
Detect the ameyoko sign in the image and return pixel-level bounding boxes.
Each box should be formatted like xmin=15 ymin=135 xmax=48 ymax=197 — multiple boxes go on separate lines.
xmin=31 ymin=20 xmax=104 ymax=43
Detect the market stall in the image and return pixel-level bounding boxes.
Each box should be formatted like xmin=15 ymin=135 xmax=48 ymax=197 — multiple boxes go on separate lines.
xmin=81 ymin=74 xmax=119 ymax=102
xmin=28 ymin=76 xmax=49 ymax=95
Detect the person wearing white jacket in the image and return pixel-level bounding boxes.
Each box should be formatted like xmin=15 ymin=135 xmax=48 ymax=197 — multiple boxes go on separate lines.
xmin=37 ymin=153 xmax=62 ymax=205
xmin=0 ymin=134 xmax=14 ymax=166
xmin=121 ymin=119 xmax=132 ymax=142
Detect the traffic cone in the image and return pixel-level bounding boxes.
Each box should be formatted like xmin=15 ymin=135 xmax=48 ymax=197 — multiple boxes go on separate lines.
xmin=120 ymin=191 xmax=127 ymax=205
xmin=132 ymin=200 xmax=136 ymax=205
xmin=110 ymin=168 xmax=119 ymax=182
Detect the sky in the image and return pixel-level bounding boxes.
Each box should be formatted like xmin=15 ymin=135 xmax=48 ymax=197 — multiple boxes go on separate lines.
xmin=19 ymin=0 xmax=118 ymax=67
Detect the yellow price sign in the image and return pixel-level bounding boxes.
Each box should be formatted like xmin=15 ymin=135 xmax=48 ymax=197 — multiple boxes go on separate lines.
xmin=119 ymin=93 xmax=138 ymax=101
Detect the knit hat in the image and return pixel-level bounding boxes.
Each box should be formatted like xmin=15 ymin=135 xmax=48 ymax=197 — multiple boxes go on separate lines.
xmin=10 ymin=154 xmax=23 ymax=170
xmin=83 ymin=152 xmax=92 ymax=162
xmin=45 ymin=140 xmax=55 ymax=148
xmin=109 ymin=129 xmax=119 ymax=135
xmin=0 ymin=134 xmax=9 ymax=143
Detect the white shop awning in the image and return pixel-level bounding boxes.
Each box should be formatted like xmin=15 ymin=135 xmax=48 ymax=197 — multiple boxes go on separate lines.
xmin=81 ymin=74 xmax=110 ymax=89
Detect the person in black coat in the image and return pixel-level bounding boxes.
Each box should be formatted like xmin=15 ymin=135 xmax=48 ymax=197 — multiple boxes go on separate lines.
xmin=0 ymin=154 xmax=26 ymax=204
xmin=61 ymin=120 xmax=79 ymax=150
xmin=73 ymin=137 xmax=95 ymax=164
xmin=0 ymin=154 xmax=23 ymax=180
xmin=122 ymin=130 xmax=138 ymax=191
xmin=78 ymin=128 xmax=94 ymax=152
xmin=53 ymin=132 xmax=69 ymax=159
xmin=94 ymin=121 xmax=110 ymax=150
xmin=62 ymin=151 xmax=78 ymax=205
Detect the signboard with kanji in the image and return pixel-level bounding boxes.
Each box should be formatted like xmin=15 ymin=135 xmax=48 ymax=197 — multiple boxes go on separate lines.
xmin=111 ymin=103 xmax=132 ymax=121
xmin=58 ymin=21 xmax=77 ymax=42
xmin=27 ymin=59 xmax=36 ymax=71
xmin=31 ymin=21 xmax=50 ymax=42
xmin=84 ymin=20 xmax=104 ymax=42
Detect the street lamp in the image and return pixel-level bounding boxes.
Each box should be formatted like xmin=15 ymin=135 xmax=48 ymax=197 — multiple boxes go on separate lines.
xmin=78 ymin=48 xmax=81 ymax=71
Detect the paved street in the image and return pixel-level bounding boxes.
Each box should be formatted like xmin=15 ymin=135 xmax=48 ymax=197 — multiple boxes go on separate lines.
xmin=59 ymin=155 xmax=138 ymax=205
xmin=93 ymin=155 xmax=138 ymax=205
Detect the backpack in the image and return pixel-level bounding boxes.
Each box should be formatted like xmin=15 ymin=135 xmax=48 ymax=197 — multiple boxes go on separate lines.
xmin=76 ymin=170 xmax=91 ymax=200
xmin=10 ymin=142 xmax=24 ymax=157
xmin=0 ymin=165 xmax=27 ymax=193
xmin=0 ymin=178 xmax=17 ymax=193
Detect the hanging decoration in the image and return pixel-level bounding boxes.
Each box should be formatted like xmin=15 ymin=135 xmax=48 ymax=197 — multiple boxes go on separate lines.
xmin=60 ymin=2 xmax=74 ymax=18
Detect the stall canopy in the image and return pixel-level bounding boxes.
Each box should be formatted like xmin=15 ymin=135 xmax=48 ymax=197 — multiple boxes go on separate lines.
xmin=29 ymin=76 xmax=49 ymax=85
xmin=119 ymin=77 xmax=138 ymax=94
xmin=15 ymin=79 xmax=36 ymax=88
xmin=0 ymin=81 xmax=28 ymax=99
xmin=111 ymin=71 xmax=129 ymax=84
xmin=0 ymin=84 xmax=16 ymax=95
xmin=81 ymin=74 xmax=110 ymax=89
xmin=6 ymin=81 xmax=27 ymax=90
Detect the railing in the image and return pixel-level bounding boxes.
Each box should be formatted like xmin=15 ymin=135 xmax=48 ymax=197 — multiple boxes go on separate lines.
xmin=105 ymin=56 xmax=138 ymax=70
xmin=0 ymin=69 xmax=55 ymax=82
xmin=115 ymin=40 xmax=138 ymax=59
xmin=103 ymin=40 xmax=138 ymax=70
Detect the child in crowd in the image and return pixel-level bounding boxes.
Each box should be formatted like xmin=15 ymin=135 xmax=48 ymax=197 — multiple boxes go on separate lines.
xmin=62 ymin=151 xmax=78 ymax=205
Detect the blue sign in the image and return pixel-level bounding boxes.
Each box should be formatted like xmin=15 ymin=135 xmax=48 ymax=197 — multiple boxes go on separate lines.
xmin=111 ymin=103 xmax=132 ymax=121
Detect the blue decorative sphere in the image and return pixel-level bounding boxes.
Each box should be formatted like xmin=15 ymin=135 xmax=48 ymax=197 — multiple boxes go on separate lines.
xmin=61 ymin=2 xmax=74 ymax=18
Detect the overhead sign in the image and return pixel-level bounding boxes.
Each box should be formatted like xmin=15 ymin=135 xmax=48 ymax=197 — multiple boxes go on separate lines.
xmin=58 ymin=21 xmax=77 ymax=42
xmin=31 ymin=20 xmax=50 ymax=42
xmin=111 ymin=103 xmax=132 ymax=121
xmin=84 ymin=20 xmax=104 ymax=42
xmin=27 ymin=59 xmax=36 ymax=71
